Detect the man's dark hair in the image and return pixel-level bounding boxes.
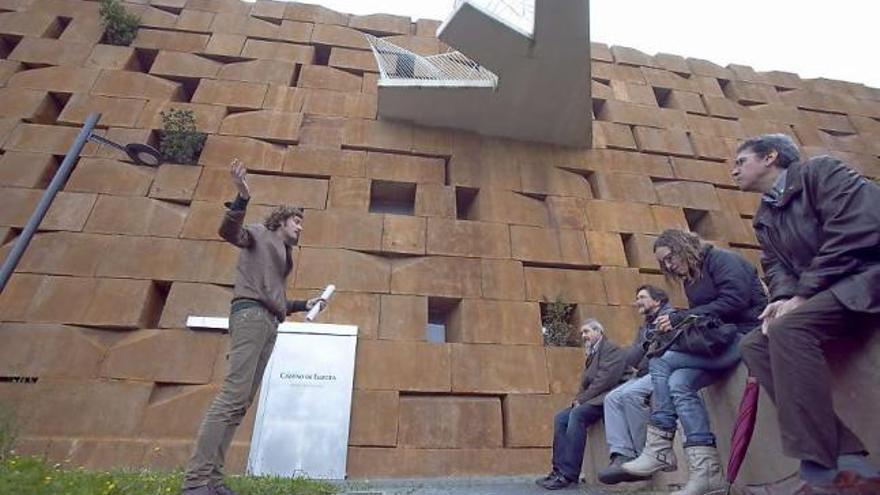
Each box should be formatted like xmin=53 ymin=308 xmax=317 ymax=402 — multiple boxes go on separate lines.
xmin=264 ymin=205 xmax=304 ymax=231
xmin=635 ymin=284 xmax=669 ymax=305
xmin=736 ymin=133 xmax=801 ymax=169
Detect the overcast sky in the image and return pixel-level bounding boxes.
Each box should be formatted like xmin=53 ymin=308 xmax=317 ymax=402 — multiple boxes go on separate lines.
xmin=303 ymin=0 xmax=880 ymax=89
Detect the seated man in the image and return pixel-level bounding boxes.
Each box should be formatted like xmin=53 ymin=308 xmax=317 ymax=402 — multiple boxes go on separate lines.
xmin=537 ymin=319 xmax=626 ymax=490
xmin=598 ymin=285 xmax=674 ymax=485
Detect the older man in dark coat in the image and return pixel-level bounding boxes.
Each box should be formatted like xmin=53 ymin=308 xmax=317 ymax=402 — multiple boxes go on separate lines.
xmin=537 ymin=319 xmax=626 ymax=490
xmin=732 ymin=133 xmax=880 ymax=492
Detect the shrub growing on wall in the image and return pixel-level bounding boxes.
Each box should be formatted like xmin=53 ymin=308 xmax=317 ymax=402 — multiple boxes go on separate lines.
xmin=542 ymin=299 xmax=578 ymax=347
xmin=99 ymin=0 xmax=140 ymax=46
xmin=160 ymin=109 xmax=207 ymax=165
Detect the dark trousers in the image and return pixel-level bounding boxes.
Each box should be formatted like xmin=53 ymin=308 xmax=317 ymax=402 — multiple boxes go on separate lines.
xmin=739 ymin=289 xmax=875 ymax=468
xmin=551 ymin=402 xmax=604 ymax=481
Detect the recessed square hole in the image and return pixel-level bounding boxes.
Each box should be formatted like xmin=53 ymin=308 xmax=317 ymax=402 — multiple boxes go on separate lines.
xmin=45 ymin=16 xmax=72 ymax=39
xmin=653 ymin=87 xmax=672 ymax=108
xmin=455 ymin=186 xmax=478 ymax=220
xmin=369 ymin=180 xmax=416 ymax=215
xmin=133 ymin=48 xmax=159 ymax=73
xmin=0 ymin=35 xmax=22 ymax=59
xmin=313 ymin=45 xmax=331 ymax=66
xmin=592 ymin=98 xmax=606 ymax=120
xmin=426 ymin=297 xmax=460 ymax=344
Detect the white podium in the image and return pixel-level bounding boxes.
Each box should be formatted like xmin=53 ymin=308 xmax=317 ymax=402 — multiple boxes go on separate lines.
xmin=185 ymin=317 xmax=358 ymax=479
xmin=247 ymin=321 xmax=358 ymax=479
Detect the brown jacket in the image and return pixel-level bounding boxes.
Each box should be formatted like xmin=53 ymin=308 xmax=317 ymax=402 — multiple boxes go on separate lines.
xmin=753 ymin=156 xmax=880 ymax=313
xmin=219 ymin=205 xmax=303 ymax=321
xmin=574 ymin=337 xmax=626 ymax=406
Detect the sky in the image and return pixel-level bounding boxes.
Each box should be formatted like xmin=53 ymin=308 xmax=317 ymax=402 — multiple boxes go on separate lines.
xmin=300 ymin=0 xmax=880 ymax=89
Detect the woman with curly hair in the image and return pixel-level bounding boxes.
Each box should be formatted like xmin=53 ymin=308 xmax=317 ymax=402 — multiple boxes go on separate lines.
xmin=621 ymin=229 xmax=767 ymax=495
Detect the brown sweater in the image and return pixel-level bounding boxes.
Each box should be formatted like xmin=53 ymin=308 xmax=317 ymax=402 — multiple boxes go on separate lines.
xmin=219 ymin=202 xmax=305 ymax=321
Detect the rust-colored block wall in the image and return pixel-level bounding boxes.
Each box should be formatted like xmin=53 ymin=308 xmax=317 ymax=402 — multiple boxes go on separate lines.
xmin=0 ymin=0 xmax=879 ymax=483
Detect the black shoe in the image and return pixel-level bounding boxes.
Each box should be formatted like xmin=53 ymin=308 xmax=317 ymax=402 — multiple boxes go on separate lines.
xmin=541 ymin=474 xmax=576 ymax=490
xmin=535 ymin=470 xmax=558 ymax=485
xmin=598 ymin=454 xmax=651 ymax=485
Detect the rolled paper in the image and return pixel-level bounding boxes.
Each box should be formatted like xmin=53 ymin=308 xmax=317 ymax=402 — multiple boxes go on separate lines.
xmin=305 ymin=284 xmax=335 ymax=321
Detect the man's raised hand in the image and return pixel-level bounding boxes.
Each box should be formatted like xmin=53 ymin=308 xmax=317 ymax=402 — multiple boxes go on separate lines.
xmin=230 ymin=158 xmax=250 ymax=199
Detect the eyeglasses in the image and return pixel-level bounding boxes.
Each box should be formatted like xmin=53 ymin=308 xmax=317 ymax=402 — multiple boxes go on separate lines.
xmin=658 ymin=251 xmax=676 ymax=268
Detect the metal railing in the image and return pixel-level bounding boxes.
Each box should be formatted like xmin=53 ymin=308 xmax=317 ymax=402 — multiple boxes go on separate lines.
xmin=454 ymin=0 xmax=535 ymax=36
xmin=365 ymin=34 xmax=498 ymax=88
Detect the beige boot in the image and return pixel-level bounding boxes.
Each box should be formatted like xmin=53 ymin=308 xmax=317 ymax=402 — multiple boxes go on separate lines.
xmin=671 ymin=445 xmax=729 ymax=495
xmin=621 ymin=425 xmax=678 ymax=476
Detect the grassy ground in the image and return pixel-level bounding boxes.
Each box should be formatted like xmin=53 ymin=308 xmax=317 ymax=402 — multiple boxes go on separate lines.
xmin=0 ymin=455 xmax=338 ymax=495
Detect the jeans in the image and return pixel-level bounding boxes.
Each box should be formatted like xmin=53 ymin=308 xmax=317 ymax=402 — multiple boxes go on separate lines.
xmin=649 ymin=337 xmax=741 ymax=447
xmin=603 ymin=375 xmax=652 ymax=459
xmin=552 ymin=402 xmax=604 ymax=481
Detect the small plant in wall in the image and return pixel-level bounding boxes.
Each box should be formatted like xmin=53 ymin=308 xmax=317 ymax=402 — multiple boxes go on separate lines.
xmin=159 ymin=109 xmax=207 ymax=165
xmin=99 ymin=0 xmax=141 ymax=46
xmin=541 ymin=298 xmax=578 ymax=347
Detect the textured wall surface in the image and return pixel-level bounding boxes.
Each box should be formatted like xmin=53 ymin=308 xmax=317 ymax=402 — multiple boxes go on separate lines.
xmin=0 ymin=0 xmax=878 ymax=484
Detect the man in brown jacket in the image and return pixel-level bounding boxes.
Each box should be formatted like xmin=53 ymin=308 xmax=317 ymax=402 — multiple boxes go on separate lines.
xmin=537 ymin=319 xmax=626 ymax=490
xmin=182 ymin=160 xmax=323 ymax=495
xmin=732 ymin=134 xmax=880 ymax=493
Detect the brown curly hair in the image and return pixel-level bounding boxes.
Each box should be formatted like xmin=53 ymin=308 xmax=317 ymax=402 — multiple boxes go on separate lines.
xmin=263 ymin=205 xmax=304 ymax=231
xmin=653 ymin=229 xmax=706 ymax=282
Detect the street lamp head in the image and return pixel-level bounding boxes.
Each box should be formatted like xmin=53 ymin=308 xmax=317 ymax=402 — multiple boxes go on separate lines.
xmin=87 ymin=132 xmax=163 ymax=167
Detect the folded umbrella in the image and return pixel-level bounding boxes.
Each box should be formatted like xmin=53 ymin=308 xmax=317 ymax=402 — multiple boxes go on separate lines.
xmin=728 ymin=376 xmax=760 ymax=485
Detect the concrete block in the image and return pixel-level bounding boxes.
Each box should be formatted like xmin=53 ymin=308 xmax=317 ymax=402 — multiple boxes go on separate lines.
xmin=574 ymin=304 xmax=643 ymax=346
xmin=599 ymin=266 xmax=645 ymax=306
xmin=277 ymin=20 xmax=313 ymax=43
xmin=503 ymin=393 xmax=572 ymax=447
xmin=688 ymin=132 xmax=738 ymax=161
xmin=633 ymin=126 xmax=694 ymax=156
xmin=283 ymin=147 xmax=364 ymax=177
xmin=149 ymin=51 xmax=220 ymax=79
xmin=595 ymin=99 xmax=663 ymax=128
xmin=365 ymin=152 xmax=445 ymax=184
xmin=690 ymin=210 xmax=758 ymax=246
xmin=519 ymin=163 xmax=592 ymax=198
xmin=473 ymin=250 xmax=528 ymax=300
xmin=466 ymin=188 xmax=549 ymax=227
xmin=139 ymin=385 xmax=218 ymax=439
xmin=282 ymin=2 xmax=348 ymax=24
xmin=8 ymin=37 xmax=91 ymax=66
xmin=414 ymin=184 xmax=456 ymax=218
xmin=298 ymin=114 xmax=345 ymax=148
xmin=13 ymin=232 xmax=109 ymax=277
xmin=0 ymin=187 xmax=95 ymax=232
xmin=545 ymin=345 xmax=584 ymax=396
xmin=382 ymin=214 xmax=425 ymax=255
xmin=0 ymin=151 xmax=56 ymax=188
xmin=665 ymin=90 xmax=706 ymax=114
xmin=344 ymin=92 xmax=378 ymax=119
xmin=576 ymin=149 xmax=674 ymax=178
xmin=585 ymin=199 xmax=657 ymax=234
xmin=0 ymin=323 xmax=105 ymax=379
xmin=58 ymin=94 xmax=147 ymax=128
xmin=298 ymin=64 xmax=362 ymax=92
xmin=219 ymin=109 xmax=302 ymax=142
xmin=241 ymin=39 xmax=314 ymax=63
xmin=545 ymin=196 xmax=589 ymax=230
xmin=702 ymin=96 xmax=741 ymax=119
xmin=0 ymin=60 xmax=21 ymax=86
xmin=641 ymin=67 xmax=697 ymax=92
xmin=611 ymin=45 xmax=657 ymax=68
xmin=210 ymin=12 xmax=277 ymax=37
xmin=328 ymin=47 xmax=378 ymax=73
xmin=137 ymin=5 xmax=179 ymax=30
xmin=204 ymin=33 xmax=245 ymax=56
xmin=183 ymin=0 xmax=251 ymax=15
xmin=349 ymin=13 xmax=410 ymax=35
xmin=65 ymin=158 xmax=155 ymax=196
xmin=399 ymin=395 xmax=502 ymax=448
xmin=349 ymin=390 xmax=399 ymax=447
xmin=301 ymin=88 xmax=347 ymax=117
xmin=585 ymin=230 xmax=628 ymax=267
xmin=84 ymin=45 xmax=139 ymax=70
xmin=390 ymin=256 xmax=482 ymax=298
xmin=610 ymin=80 xmax=657 ymax=106
xmin=624 ymin=233 xmax=660 ymax=271
xmin=95 ymin=236 xmax=237 ymax=284
xmin=192 ymin=79 xmax=268 ymax=110
xmin=327 ymin=176 xmax=370 ymax=210
xmin=354 ymin=340 xmax=451 ymax=391
xmin=175 ymin=8 xmax=215 ymax=30
xmin=654 ymin=53 xmax=690 ymax=75
xmin=715 ymin=189 xmax=761 ymax=218
xmin=217 ymin=59 xmax=297 ymax=85
xmin=159 ymin=282 xmax=232 ymax=328
xmin=0 ymin=9 xmax=59 ymax=37
xmin=451 ymin=344 xmax=549 ymax=394
xmin=100 ymin=330 xmax=221 ymax=385
xmin=592 ymin=120 xmax=637 ymax=150
xmin=0 ymin=87 xmax=58 ymax=123
xmin=654 ymin=180 xmax=721 ymax=211
xmin=510 ymin=226 xmax=590 ymax=266
xmin=724 ymin=80 xmax=781 ymax=106
xmin=289 ymin=290 xmax=379 ymax=337
xmin=426 ymin=218 xmax=510 ymax=259
xmin=524 ymin=267 xmax=607 ymax=304
xmin=343 ymin=118 xmax=413 ymax=153
xmin=671 ymin=157 xmax=735 ymax=187
xmin=588 ymin=171 xmax=658 ymax=203
xmin=261 ymin=84 xmax=306 ymax=113
xmin=686 ymin=114 xmax=745 ymax=139
xmin=84 ymin=195 xmax=186 ymax=237
xmin=194 ymin=168 xmax=326 ymax=208
xmin=149 ymin=163 xmax=202 ymax=202
xmin=91 ymin=70 xmax=183 ymax=100
xmin=134 ymin=29 xmax=209 ymax=52
xmin=299 ymin=209 xmax=383 ymax=251
xmin=199 ymin=134 xmax=286 ymax=173
xmin=3 ymin=122 xmax=77 ymax=154
xmin=447 ymin=299 xmax=542 ymax=345
xmin=378 ymin=294 xmax=427 ymax=341
xmin=295 ymin=247 xmax=389 ymax=292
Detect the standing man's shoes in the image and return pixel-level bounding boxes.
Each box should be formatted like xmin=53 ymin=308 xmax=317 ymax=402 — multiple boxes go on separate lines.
xmin=535 ymin=470 xmax=558 ymax=485
xmin=540 ymin=474 xmax=577 ymax=490
xmin=598 ymin=453 xmax=651 ymax=484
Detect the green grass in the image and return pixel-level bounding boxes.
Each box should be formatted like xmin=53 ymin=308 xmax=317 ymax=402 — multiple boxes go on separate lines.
xmin=0 ymin=455 xmax=338 ymax=495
